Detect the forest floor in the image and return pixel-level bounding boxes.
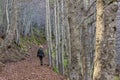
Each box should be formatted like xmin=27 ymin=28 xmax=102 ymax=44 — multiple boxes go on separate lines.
xmin=0 ymin=45 xmax=65 ymax=80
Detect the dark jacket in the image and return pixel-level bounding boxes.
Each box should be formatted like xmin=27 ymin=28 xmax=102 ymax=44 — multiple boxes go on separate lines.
xmin=37 ymin=48 xmax=45 ymax=57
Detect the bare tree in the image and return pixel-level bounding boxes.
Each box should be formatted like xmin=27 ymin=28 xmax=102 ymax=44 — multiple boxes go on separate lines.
xmin=46 ymin=0 xmax=53 ymax=67
xmin=1 ymin=0 xmax=18 ymax=48
xmin=66 ymin=0 xmax=82 ymax=79
xmin=93 ymin=0 xmax=118 ymax=80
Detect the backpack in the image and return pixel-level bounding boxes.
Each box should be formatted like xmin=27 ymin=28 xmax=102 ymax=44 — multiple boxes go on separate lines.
xmin=37 ymin=48 xmax=44 ymax=57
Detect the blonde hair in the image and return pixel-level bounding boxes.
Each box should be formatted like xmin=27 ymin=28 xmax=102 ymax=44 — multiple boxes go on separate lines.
xmin=39 ymin=45 xmax=43 ymax=48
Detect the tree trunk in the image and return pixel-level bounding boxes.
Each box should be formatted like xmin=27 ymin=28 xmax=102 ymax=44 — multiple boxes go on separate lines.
xmin=61 ymin=0 xmax=65 ymax=75
xmin=93 ymin=1 xmax=118 ymax=80
xmin=54 ymin=0 xmax=59 ymax=70
xmin=46 ymin=0 xmax=53 ymax=67
xmin=67 ymin=0 xmax=82 ymax=80
xmin=1 ymin=0 xmax=18 ymax=48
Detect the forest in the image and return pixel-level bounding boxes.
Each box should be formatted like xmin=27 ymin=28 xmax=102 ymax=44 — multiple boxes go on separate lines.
xmin=0 ymin=0 xmax=120 ymax=80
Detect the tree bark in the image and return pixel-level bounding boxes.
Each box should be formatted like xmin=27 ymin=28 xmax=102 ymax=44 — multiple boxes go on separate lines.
xmin=93 ymin=1 xmax=118 ymax=80
xmin=54 ymin=0 xmax=59 ymax=70
xmin=61 ymin=0 xmax=65 ymax=75
xmin=46 ymin=0 xmax=53 ymax=67
xmin=1 ymin=0 xmax=18 ymax=48
xmin=67 ymin=0 xmax=82 ymax=80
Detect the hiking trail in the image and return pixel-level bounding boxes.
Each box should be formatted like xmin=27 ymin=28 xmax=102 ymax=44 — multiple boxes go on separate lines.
xmin=0 ymin=45 xmax=65 ymax=80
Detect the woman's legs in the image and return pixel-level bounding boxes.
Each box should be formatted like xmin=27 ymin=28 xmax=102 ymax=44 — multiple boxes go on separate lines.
xmin=39 ymin=56 xmax=43 ymax=65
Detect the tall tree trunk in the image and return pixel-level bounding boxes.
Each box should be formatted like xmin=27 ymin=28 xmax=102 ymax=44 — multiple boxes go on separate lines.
xmin=64 ymin=0 xmax=71 ymax=76
xmin=0 ymin=0 xmax=6 ymax=37
xmin=61 ymin=0 xmax=65 ymax=75
xmin=54 ymin=0 xmax=59 ymax=70
xmin=82 ymin=0 xmax=92 ymax=79
xmin=1 ymin=0 xmax=18 ymax=48
xmin=13 ymin=0 xmax=19 ymax=45
xmin=46 ymin=0 xmax=52 ymax=67
xmin=81 ymin=22 xmax=89 ymax=80
xmin=67 ymin=0 xmax=82 ymax=80
xmin=93 ymin=0 xmax=118 ymax=80
xmin=56 ymin=0 xmax=62 ymax=73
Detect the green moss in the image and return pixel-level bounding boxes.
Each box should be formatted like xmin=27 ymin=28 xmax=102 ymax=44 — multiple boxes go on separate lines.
xmin=64 ymin=59 xmax=68 ymax=68
xmin=114 ymin=76 xmax=120 ymax=80
xmin=53 ymin=66 xmax=59 ymax=73
xmin=32 ymin=28 xmax=46 ymax=45
xmin=19 ymin=37 xmax=28 ymax=52
xmin=19 ymin=28 xmax=46 ymax=53
xmin=52 ymin=45 xmax=56 ymax=58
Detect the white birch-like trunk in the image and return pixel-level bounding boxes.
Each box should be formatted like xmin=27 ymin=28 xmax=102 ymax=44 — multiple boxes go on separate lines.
xmin=54 ymin=0 xmax=59 ymax=70
xmin=56 ymin=0 xmax=61 ymax=72
xmin=1 ymin=0 xmax=17 ymax=48
xmin=61 ymin=0 xmax=65 ymax=75
xmin=46 ymin=0 xmax=52 ymax=67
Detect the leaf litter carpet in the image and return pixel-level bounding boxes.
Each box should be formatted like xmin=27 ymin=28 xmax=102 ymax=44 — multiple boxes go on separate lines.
xmin=0 ymin=45 xmax=65 ymax=80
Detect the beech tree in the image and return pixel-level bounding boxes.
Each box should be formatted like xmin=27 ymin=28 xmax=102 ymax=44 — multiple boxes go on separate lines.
xmin=0 ymin=0 xmax=120 ymax=80
xmin=1 ymin=0 xmax=18 ymax=48
xmin=46 ymin=0 xmax=53 ymax=67
xmin=66 ymin=0 xmax=82 ymax=80
xmin=93 ymin=0 xmax=118 ymax=80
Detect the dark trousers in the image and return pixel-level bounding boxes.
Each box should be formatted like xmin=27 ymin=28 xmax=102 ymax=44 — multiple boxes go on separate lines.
xmin=39 ymin=56 xmax=43 ymax=65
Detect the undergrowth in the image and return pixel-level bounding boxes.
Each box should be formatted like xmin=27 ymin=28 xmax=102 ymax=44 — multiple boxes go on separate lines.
xmin=20 ymin=28 xmax=46 ymax=52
